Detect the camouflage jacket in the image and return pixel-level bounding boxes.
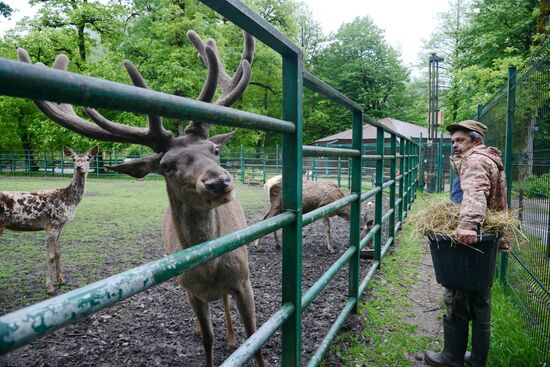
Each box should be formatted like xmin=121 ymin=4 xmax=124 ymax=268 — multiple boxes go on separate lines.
xmin=450 ymin=145 xmax=507 ymax=233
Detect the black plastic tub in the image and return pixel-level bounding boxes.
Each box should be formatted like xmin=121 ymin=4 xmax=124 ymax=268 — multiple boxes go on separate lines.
xmin=428 ymin=233 xmax=501 ymax=291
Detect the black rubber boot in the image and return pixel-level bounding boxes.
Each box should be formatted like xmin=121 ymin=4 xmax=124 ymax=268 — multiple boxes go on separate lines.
xmin=424 ymin=316 xmax=469 ymax=367
xmin=470 ymin=322 xmax=490 ymax=367
xmin=464 ymin=351 xmax=472 ymax=365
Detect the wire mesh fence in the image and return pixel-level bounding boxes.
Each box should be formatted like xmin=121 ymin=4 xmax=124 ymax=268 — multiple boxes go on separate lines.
xmin=478 ymin=38 xmax=550 ymax=364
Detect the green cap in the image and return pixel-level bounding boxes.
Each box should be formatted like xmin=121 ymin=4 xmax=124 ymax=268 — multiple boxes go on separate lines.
xmin=446 ymin=120 xmax=488 ymax=137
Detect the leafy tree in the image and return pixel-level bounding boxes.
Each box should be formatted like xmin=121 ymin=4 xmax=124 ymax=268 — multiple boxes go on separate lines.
xmin=306 ymin=16 xmax=412 ymax=143
xmin=0 ymin=1 xmax=13 ymax=18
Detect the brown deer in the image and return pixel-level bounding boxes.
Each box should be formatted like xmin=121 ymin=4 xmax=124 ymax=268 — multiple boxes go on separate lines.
xmin=17 ymin=29 xmax=265 ymax=367
xmin=0 ymin=145 xmax=98 ymax=294
xmin=255 ymin=175 xmax=373 ymax=252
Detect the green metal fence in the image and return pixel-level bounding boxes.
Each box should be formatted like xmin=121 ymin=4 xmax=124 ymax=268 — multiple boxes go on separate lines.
xmin=476 ymin=38 xmax=550 ymax=363
xmin=0 ymin=143 xmax=407 ymax=188
xmin=0 ymin=0 xmax=419 ymax=365
xmin=0 ymin=145 xmax=393 ymax=187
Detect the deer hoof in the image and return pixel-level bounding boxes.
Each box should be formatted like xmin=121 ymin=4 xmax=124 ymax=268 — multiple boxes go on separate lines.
xmin=57 ymin=276 xmax=66 ymax=285
xmin=46 ymin=285 xmax=55 ymax=294
xmin=193 ymin=324 xmax=201 ymax=337
xmin=226 ymin=334 xmax=238 ymax=349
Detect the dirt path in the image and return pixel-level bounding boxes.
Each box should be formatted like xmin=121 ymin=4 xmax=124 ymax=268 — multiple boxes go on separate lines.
xmin=408 ymin=246 xmax=444 ymax=366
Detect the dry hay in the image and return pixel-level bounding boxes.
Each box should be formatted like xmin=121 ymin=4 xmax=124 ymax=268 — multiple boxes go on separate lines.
xmin=410 ymin=198 xmax=527 ymax=247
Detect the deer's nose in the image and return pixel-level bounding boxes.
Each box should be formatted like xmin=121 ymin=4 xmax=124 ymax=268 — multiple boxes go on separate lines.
xmin=203 ymin=176 xmax=232 ymax=195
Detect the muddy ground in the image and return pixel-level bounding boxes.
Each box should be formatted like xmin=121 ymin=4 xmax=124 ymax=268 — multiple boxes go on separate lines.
xmin=1 ymin=197 xmax=395 ymax=367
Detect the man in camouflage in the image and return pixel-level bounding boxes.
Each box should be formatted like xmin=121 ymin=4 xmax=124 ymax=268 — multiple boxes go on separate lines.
xmin=424 ymin=120 xmax=509 ymax=367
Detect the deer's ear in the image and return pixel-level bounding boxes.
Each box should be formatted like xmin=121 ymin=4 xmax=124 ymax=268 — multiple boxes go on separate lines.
xmin=63 ymin=146 xmax=75 ymax=158
xmin=106 ymin=153 xmax=163 ymax=178
xmin=87 ymin=145 xmax=99 ymax=158
xmin=209 ymin=130 xmax=236 ymax=148
xmin=366 ymin=218 xmax=374 ymax=229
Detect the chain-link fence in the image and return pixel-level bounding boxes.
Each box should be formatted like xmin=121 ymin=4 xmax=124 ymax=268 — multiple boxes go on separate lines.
xmin=478 ymin=38 xmax=549 ymax=364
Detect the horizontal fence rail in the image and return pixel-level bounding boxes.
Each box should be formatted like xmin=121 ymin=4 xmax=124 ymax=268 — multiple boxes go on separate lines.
xmin=0 ymin=0 xmax=420 ymax=365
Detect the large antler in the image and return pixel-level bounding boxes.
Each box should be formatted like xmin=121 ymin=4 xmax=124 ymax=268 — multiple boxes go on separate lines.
xmin=16 ymin=48 xmax=156 ymax=146
xmin=184 ymin=30 xmax=255 ymax=138
xmin=17 ymin=47 xmax=216 ymax=153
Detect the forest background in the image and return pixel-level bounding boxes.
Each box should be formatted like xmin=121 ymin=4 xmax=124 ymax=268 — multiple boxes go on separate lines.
xmin=0 ymin=0 xmax=548 ymax=157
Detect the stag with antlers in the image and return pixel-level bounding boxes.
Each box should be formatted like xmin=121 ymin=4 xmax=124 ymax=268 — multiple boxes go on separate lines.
xmin=17 ymin=29 xmax=265 ymax=367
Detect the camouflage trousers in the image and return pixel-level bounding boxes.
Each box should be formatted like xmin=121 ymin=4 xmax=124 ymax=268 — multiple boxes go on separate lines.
xmin=444 ymin=287 xmax=492 ymax=324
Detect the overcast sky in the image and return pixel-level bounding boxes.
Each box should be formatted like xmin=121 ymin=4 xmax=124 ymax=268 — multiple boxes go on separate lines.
xmin=1 ymin=0 xmax=448 ymax=66
xmin=300 ymin=0 xmax=449 ymax=67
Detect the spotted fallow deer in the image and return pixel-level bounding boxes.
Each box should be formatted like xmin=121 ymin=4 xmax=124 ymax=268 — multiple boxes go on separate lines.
xmin=17 ymin=29 xmax=265 ymax=367
xmin=255 ymin=175 xmax=373 ymax=253
xmin=0 ymin=145 xmax=98 ymax=294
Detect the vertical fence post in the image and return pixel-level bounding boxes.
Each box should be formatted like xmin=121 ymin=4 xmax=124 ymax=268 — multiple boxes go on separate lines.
xmin=96 ymin=153 xmax=99 ymax=178
xmin=60 ymin=148 xmax=64 ymax=176
xmin=418 ymin=133 xmax=425 ymax=191
xmin=276 ymin=144 xmax=279 ymax=175
xmin=416 ymin=142 xmax=420 ymax=200
xmin=374 ymin=126 xmax=384 ymax=266
xmin=337 ymin=157 xmax=341 ymax=187
xmin=240 ymin=144 xmax=244 ymax=184
xmin=262 ymin=152 xmax=267 ymax=183
xmin=349 ymin=110 xmax=363 ymax=313
xmin=389 ymin=134 xmax=397 ymax=238
xmin=406 ymin=141 xmax=412 ymax=213
xmin=114 ymin=149 xmax=118 ymax=177
xmin=281 ymin=52 xmax=303 ymax=367
xmin=347 ymin=158 xmax=351 ymax=189
xmin=398 ymin=139 xmax=405 ymax=223
xmin=501 ymin=66 xmax=516 ymax=283
xmin=476 ymin=103 xmax=483 ymax=121
xmin=437 ymin=132 xmax=444 ymax=192
xmin=43 ymin=151 xmax=47 ymax=177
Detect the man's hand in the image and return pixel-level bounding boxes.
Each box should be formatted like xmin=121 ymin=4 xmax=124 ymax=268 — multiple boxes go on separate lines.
xmin=453 ymin=228 xmax=479 ymax=245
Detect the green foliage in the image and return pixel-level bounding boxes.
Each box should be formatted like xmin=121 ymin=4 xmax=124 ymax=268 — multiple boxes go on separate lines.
xmin=424 ymin=0 xmax=546 ymax=124
xmin=0 ymin=1 xmax=13 ymax=18
xmin=516 ymin=173 xmax=550 ymax=198
xmin=313 ymin=17 xmax=410 ymax=119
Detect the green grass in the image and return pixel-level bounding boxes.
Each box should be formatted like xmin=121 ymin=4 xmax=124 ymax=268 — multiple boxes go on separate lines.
xmin=324 ymin=192 xmax=542 ymax=366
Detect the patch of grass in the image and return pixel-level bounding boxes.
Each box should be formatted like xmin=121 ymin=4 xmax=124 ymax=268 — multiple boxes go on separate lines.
xmin=490 ymin=283 xmax=541 ymax=366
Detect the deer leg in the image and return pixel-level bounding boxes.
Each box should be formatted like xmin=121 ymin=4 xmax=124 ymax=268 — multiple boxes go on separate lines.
xmin=322 ymin=217 xmax=334 ymax=253
xmin=273 ymin=229 xmax=281 ymax=249
xmin=234 ymin=280 xmax=266 ymax=367
xmin=254 ymin=210 xmax=276 ymax=247
xmin=223 ymin=294 xmax=238 ymax=348
xmin=187 ymin=294 xmax=214 ymax=367
xmin=53 ymin=230 xmax=65 ymax=285
xmin=45 ymin=229 xmax=57 ymax=294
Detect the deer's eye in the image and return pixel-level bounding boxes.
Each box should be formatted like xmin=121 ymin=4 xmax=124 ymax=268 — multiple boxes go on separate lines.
xmin=214 ymin=147 xmax=220 ymax=156
xmin=160 ymin=162 xmax=176 ymax=172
